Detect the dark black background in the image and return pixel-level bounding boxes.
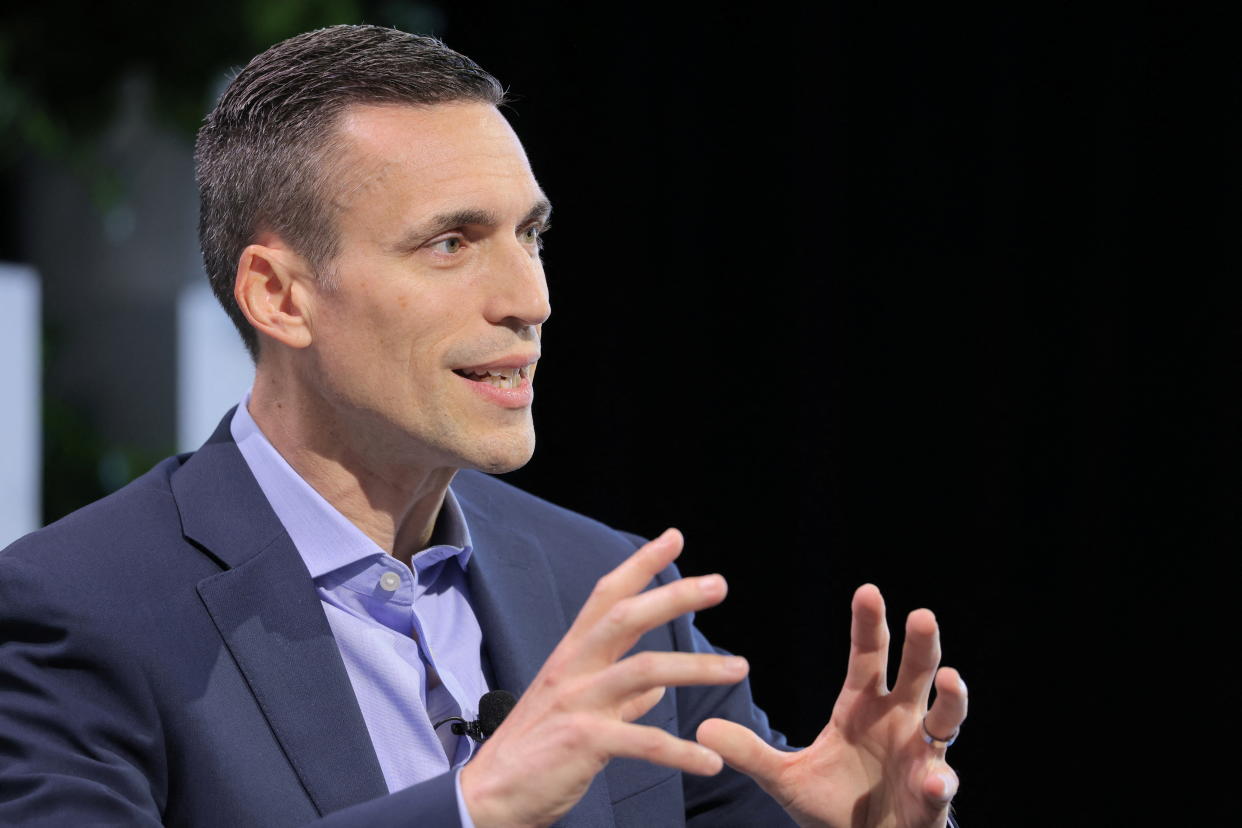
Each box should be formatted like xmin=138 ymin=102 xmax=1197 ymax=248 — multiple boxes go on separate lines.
xmin=440 ymin=5 xmax=1236 ymax=824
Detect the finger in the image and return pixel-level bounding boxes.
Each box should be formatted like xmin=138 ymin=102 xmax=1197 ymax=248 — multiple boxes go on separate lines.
xmin=596 ymin=719 xmax=723 ymax=776
xmin=921 ymin=762 xmax=959 ymax=804
xmin=571 ymin=529 xmax=684 ymax=633
xmin=695 ymin=718 xmax=787 ymax=791
xmin=580 ymin=572 xmax=728 ymax=663
xmin=587 ymin=652 xmax=748 ymax=708
xmin=892 ymin=608 xmax=941 ymax=703
xmin=843 ymin=584 xmax=890 ymax=693
xmin=618 ymin=686 xmax=665 ymax=722
xmin=922 ymin=667 xmax=968 ymax=748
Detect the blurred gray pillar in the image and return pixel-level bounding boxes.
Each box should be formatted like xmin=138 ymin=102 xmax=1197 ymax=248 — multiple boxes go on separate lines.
xmin=18 ymin=72 xmax=200 ymax=465
xmin=0 ymin=263 xmax=41 ymax=545
xmin=177 ymin=283 xmax=253 ymax=452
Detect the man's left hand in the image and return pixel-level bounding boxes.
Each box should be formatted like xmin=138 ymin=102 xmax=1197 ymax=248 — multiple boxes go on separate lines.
xmin=696 ymin=584 xmax=967 ymax=828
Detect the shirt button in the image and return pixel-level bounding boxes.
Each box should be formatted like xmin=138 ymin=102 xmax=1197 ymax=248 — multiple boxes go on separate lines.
xmin=379 ymin=571 xmax=401 ymax=592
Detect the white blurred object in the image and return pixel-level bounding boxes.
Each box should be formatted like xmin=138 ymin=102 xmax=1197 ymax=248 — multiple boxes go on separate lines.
xmin=0 ymin=263 xmax=41 ymax=547
xmin=177 ymin=282 xmax=253 ymax=452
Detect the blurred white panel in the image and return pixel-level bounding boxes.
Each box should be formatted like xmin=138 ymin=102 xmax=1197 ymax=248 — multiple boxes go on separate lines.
xmin=0 ymin=263 xmax=41 ymax=547
xmin=177 ymin=282 xmax=254 ymax=452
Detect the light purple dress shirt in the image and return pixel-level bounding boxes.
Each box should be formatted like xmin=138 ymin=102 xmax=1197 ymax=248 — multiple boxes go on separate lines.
xmin=231 ymin=397 xmax=484 ymax=825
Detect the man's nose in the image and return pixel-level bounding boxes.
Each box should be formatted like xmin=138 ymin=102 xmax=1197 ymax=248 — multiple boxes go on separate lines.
xmin=485 ymin=239 xmax=551 ymax=332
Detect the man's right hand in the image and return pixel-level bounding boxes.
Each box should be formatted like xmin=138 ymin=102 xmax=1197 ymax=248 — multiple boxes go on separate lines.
xmin=459 ymin=528 xmax=747 ymax=828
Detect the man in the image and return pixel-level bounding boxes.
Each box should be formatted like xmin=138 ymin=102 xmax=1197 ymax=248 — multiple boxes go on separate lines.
xmin=0 ymin=25 xmax=966 ymax=827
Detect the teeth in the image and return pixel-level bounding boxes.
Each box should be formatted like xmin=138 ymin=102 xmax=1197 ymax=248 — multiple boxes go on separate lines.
xmin=481 ymin=373 xmax=518 ymax=388
xmin=457 ymin=363 xmax=534 ymax=389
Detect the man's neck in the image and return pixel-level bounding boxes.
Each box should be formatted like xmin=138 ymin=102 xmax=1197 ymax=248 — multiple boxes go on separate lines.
xmin=246 ymin=374 xmax=456 ymax=567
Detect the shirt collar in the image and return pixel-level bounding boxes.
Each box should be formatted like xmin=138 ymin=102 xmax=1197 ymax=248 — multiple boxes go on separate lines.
xmin=229 ymin=394 xmax=473 ymax=579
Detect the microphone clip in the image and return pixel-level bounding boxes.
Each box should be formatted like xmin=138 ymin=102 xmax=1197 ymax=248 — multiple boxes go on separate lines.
xmin=433 ymin=714 xmax=494 ymax=744
xmin=433 ymin=690 xmax=517 ymax=745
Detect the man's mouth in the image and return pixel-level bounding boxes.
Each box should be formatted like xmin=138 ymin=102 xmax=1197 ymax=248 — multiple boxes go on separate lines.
xmin=452 ymin=365 xmax=531 ymax=389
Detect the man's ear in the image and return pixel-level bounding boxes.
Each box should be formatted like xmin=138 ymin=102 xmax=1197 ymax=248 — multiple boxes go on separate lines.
xmin=234 ymin=242 xmax=315 ymax=351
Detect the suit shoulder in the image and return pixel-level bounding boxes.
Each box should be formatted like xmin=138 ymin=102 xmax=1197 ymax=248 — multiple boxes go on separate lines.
xmin=1 ymin=454 xmax=189 ymax=574
xmin=452 ymin=470 xmax=646 ymax=562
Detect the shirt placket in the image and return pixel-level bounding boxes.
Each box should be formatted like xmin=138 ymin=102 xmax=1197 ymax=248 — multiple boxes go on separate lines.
xmin=380 ymin=554 xmax=475 ymax=767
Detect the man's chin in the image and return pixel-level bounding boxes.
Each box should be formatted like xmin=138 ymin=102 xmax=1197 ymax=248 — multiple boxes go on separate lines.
xmin=463 ymin=431 xmax=536 ymax=475
xmin=472 ymin=455 xmax=533 ymax=475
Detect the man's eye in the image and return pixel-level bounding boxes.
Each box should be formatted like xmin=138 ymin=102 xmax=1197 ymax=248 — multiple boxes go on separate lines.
xmin=430 ymin=237 xmax=463 ymax=254
xmin=522 ymin=224 xmax=548 ymax=248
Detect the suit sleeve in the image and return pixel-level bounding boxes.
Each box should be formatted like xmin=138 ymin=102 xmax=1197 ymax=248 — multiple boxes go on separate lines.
xmin=626 ymin=536 xmax=797 ymax=827
xmin=668 ymin=621 xmax=797 ymax=825
xmin=0 ymin=552 xmax=167 ymax=825
xmin=0 ymin=551 xmax=466 ymax=828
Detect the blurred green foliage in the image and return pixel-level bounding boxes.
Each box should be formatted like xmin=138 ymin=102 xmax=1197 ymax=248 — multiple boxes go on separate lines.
xmin=0 ymin=0 xmax=446 ymax=167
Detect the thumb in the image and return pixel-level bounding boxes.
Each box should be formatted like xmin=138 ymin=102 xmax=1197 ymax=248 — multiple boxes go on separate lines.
xmin=696 ymin=718 xmax=785 ymax=789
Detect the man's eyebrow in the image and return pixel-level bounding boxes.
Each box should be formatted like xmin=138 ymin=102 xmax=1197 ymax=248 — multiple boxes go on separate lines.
xmin=521 ymin=198 xmax=553 ymax=228
xmin=392 ymin=198 xmax=553 ymax=252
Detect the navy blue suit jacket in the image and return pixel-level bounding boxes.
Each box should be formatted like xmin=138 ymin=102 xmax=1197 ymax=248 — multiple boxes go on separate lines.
xmin=0 ymin=415 xmax=794 ymax=826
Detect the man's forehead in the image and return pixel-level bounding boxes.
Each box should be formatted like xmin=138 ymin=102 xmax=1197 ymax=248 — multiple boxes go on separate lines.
xmin=335 ymin=101 xmax=524 ymax=171
xmin=326 ymin=101 xmax=535 ymax=217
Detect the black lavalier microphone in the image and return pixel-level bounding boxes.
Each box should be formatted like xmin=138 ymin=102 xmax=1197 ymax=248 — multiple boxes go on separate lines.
xmin=434 ymin=690 xmax=517 ymax=743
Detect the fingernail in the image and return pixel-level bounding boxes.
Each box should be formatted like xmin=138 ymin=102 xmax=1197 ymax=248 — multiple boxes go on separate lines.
xmin=935 ymin=773 xmax=957 ymax=800
xmin=700 ymin=574 xmax=724 ymax=595
xmin=723 ymin=656 xmax=748 ymax=674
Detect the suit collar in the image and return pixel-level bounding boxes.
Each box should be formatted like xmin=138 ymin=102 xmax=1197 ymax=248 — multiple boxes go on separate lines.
xmin=455 ymin=476 xmax=570 ymax=696
xmin=171 ymin=407 xmax=286 ymax=570
xmin=174 ymin=410 xmax=389 ymax=814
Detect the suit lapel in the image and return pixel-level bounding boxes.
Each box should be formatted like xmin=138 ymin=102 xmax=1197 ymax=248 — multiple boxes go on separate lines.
xmin=457 ymin=478 xmax=617 ymax=827
xmin=172 ymin=421 xmax=619 ymax=823
xmin=463 ymin=527 xmax=568 ymax=695
xmin=173 ymin=413 xmax=389 ymax=815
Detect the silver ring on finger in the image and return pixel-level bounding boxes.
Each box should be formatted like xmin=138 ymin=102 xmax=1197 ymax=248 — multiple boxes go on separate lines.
xmin=922 ymin=716 xmax=958 ymax=749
